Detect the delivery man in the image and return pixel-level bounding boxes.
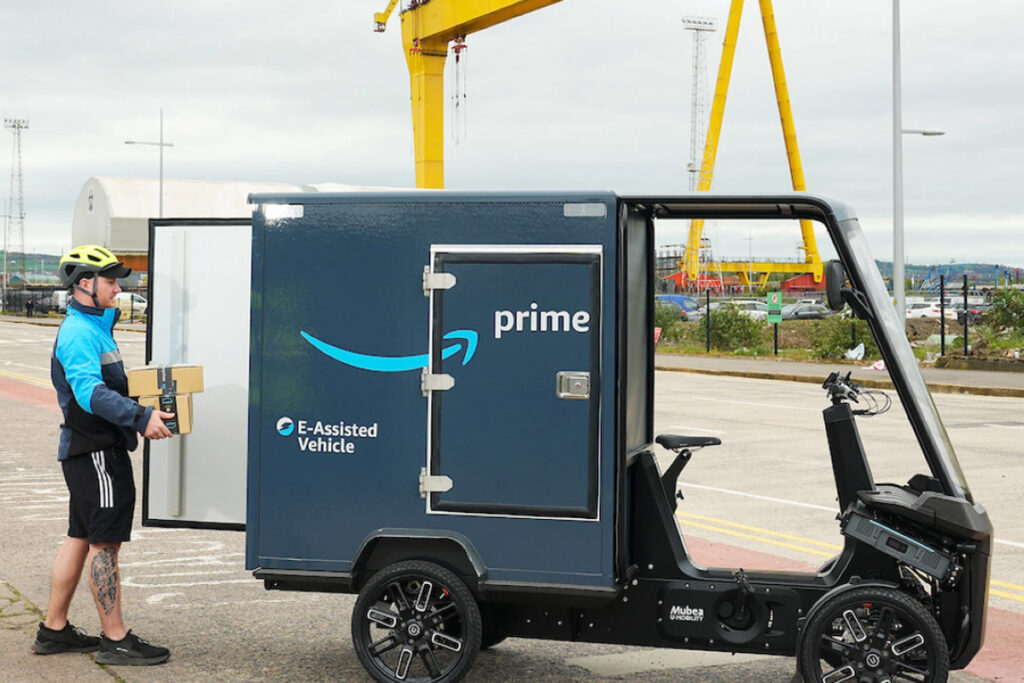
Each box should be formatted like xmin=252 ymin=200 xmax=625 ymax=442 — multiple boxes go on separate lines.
xmin=32 ymin=245 xmax=174 ymax=666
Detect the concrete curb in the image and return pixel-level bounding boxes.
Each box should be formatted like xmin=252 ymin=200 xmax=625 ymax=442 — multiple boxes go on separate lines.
xmin=0 ymin=316 xmax=146 ymax=333
xmin=654 ymin=365 xmax=1024 ymax=399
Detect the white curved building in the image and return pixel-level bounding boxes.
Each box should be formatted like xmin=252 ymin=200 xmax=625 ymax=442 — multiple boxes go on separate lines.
xmin=71 ymin=177 xmax=400 ymax=268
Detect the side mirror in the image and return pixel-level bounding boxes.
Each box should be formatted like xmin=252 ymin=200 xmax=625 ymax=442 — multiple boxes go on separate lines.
xmin=825 ymin=260 xmax=846 ymax=311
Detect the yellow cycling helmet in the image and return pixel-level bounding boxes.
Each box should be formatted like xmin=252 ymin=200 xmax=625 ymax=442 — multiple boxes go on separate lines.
xmin=58 ymin=244 xmax=132 ymax=287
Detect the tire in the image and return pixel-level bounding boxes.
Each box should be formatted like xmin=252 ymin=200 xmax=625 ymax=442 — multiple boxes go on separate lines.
xmin=352 ymin=561 xmax=482 ymax=683
xmin=798 ymin=586 xmax=949 ymax=683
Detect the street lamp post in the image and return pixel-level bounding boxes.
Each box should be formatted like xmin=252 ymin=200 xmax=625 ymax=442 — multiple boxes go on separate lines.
xmin=1 ymin=202 xmax=7 ymax=312
xmin=893 ymin=0 xmax=944 ymax=317
xmin=125 ymin=109 xmax=174 ymax=218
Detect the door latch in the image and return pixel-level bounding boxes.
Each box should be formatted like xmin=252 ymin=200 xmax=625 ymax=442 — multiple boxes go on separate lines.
xmin=556 ymin=371 xmax=590 ymax=399
xmin=423 ymin=267 xmax=456 ymax=296
xmin=421 ymin=369 xmax=454 ymax=397
xmin=419 ymin=468 xmax=453 ymax=498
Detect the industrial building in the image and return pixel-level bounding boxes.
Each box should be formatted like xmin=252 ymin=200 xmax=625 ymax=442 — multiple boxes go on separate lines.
xmin=70 ymin=177 xmax=397 ymax=273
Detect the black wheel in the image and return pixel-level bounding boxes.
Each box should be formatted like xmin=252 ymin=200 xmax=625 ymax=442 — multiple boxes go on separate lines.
xmin=799 ymin=586 xmax=949 ymax=683
xmin=352 ymin=561 xmax=481 ymax=683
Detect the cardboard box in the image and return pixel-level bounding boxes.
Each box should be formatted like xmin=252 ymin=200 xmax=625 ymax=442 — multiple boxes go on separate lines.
xmin=139 ymin=394 xmax=194 ymax=435
xmin=128 ymin=364 xmax=204 ymax=435
xmin=127 ymin=364 xmax=204 ymax=397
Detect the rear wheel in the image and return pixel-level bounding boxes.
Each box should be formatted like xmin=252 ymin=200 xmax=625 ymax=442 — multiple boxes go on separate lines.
xmin=352 ymin=561 xmax=482 ymax=683
xmin=799 ymin=586 xmax=948 ymax=683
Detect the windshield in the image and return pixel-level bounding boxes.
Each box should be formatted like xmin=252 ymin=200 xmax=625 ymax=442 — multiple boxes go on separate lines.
xmin=837 ymin=217 xmax=970 ymax=500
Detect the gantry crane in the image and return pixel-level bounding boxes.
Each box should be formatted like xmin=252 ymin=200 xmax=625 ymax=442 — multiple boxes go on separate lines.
xmin=375 ymin=0 xmax=563 ymax=189
xmin=683 ymin=0 xmax=822 ymax=289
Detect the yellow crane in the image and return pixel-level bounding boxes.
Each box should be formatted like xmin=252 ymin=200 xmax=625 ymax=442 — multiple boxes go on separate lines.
xmin=684 ymin=0 xmax=822 ymax=289
xmin=375 ymin=0 xmax=563 ymax=189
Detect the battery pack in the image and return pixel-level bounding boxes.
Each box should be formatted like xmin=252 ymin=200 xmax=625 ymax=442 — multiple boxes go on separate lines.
xmin=843 ymin=511 xmax=954 ymax=581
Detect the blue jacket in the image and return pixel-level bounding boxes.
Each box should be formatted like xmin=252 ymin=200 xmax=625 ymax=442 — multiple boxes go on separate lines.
xmin=51 ymin=299 xmax=152 ymax=460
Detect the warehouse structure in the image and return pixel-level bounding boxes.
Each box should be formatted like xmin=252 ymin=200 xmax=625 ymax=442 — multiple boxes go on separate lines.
xmin=71 ymin=177 xmax=395 ymax=273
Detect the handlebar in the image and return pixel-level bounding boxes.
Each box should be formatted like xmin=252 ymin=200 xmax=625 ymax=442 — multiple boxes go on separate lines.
xmin=822 ymin=371 xmax=891 ymax=416
xmin=822 ymin=371 xmax=860 ymax=404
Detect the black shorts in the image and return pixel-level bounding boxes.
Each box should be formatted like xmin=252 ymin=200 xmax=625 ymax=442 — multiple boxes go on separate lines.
xmin=61 ymin=448 xmax=136 ymax=544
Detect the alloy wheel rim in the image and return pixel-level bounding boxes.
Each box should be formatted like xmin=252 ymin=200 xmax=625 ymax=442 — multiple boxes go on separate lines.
xmin=361 ymin=575 xmax=466 ymax=682
xmin=815 ymin=602 xmax=933 ymax=683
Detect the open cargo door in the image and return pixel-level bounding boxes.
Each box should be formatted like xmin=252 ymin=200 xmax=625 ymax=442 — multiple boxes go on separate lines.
xmin=143 ymin=218 xmax=250 ymax=529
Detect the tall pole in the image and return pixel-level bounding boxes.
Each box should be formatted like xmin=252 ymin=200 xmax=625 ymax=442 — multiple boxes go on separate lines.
xmin=5 ymin=118 xmax=28 ymax=289
xmin=159 ymin=108 xmax=164 ymax=218
xmin=125 ymin=110 xmax=174 ymax=221
xmin=1 ymin=202 xmax=7 ymax=311
xmin=892 ymin=0 xmax=905 ymax=317
xmin=683 ymin=17 xmax=717 ymax=192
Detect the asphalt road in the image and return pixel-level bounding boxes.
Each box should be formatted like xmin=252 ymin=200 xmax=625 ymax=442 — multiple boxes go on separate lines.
xmin=0 ymin=320 xmax=1013 ymax=681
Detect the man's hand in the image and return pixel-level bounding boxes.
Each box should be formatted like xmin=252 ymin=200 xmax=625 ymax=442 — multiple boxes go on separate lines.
xmin=144 ymin=410 xmax=176 ymax=440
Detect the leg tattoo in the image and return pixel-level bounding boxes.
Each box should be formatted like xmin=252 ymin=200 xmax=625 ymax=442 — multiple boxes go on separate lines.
xmin=91 ymin=547 xmax=119 ymax=616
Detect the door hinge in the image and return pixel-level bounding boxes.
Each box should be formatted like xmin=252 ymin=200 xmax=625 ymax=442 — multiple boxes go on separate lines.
xmin=420 ymin=468 xmax=453 ymax=498
xmin=423 ymin=267 xmax=456 ymax=296
xmin=421 ymin=369 xmax=454 ymax=396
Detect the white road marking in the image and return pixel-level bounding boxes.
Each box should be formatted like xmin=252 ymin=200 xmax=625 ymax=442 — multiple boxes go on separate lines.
xmin=685 ymin=482 xmax=837 ymax=512
xmin=986 ymin=423 xmax=1024 ymax=430
xmin=10 ymin=362 xmax=50 ymax=371
xmin=129 ymin=570 xmax=237 ymax=579
xmin=123 ymin=578 xmax=253 ymax=588
xmin=687 ymin=395 xmax=821 ymax=413
xmin=150 ymin=598 xmax=307 ymax=609
xmin=119 ymin=553 xmax=245 ymax=568
xmin=662 ymin=424 xmax=726 ymax=434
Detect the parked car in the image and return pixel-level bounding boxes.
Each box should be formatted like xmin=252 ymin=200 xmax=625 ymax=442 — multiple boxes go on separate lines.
xmin=782 ymin=303 xmax=832 ymax=320
xmin=729 ymin=300 xmax=769 ymax=321
xmin=51 ymin=290 xmax=69 ymax=314
xmin=956 ymin=304 xmax=990 ymax=326
xmin=655 ymin=300 xmax=688 ymax=322
xmin=115 ymin=292 xmax=148 ymax=317
xmin=686 ymin=301 xmax=723 ymax=322
xmin=905 ymin=302 xmax=957 ymax=319
xmin=655 ymin=294 xmax=700 ymax=313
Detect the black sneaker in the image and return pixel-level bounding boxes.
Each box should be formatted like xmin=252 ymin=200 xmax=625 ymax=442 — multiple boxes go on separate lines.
xmin=31 ymin=621 xmax=101 ymax=654
xmin=96 ymin=630 xmax=170 ymax=666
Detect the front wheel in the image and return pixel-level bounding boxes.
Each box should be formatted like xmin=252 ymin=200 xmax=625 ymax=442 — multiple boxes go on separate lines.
xmin=798 ymin=586 xmax=949 ymax=683
xmin=352 ymin=561 xmax=482 ymax=683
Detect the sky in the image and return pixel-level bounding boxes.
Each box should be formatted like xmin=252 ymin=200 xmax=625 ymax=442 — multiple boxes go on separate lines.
xmin=1 ymin=0 xmax=1022 ymax=268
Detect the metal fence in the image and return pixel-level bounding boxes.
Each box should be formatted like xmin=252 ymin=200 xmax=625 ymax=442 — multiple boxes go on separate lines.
xmin=1 ymin=285 xmax=148 ymax=323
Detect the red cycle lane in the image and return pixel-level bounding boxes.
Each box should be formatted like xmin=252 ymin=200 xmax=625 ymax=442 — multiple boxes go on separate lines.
xmin=0 ymin=375 xmax=59 ymax=413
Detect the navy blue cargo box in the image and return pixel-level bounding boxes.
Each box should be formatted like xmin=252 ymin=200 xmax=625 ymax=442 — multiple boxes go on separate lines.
xmin=244 ymin=191 xmax=652 ymax=595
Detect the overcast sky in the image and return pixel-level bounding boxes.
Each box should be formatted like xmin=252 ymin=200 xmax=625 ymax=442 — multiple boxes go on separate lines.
xmin=1 ymin=0 xmax=1022 ymax=268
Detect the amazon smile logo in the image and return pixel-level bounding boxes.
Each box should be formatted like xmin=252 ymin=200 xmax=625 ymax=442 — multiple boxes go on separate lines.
xmin=300 ymin=329 xmax=478 ymax=372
